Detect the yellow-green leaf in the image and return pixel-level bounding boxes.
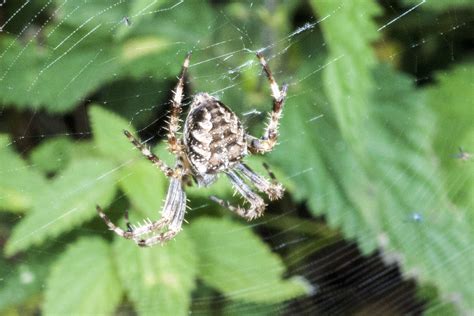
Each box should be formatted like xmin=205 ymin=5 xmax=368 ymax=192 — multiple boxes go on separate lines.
xmin=44 ymin=238 xmax=122 ymax=315
xmin=5 ymin=158 xmax=118 ymax=256
xmin=189 ymin=218 xmax=312 ymax=304
xmin=113 ymin=231 xmax=197 ymax=316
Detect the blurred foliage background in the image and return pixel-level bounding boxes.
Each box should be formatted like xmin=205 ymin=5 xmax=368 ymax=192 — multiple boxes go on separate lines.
xmin=0 ymin=0 xmax=473 ymax=315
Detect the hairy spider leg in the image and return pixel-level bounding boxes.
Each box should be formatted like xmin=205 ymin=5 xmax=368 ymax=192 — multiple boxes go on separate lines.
xmin=96 ymin=205 xmax=134 ymax=238
xmin=236 ymin=163 xmax=284 ymax=201
xmin=167 ymin=51 xmax=192 ymax=154
xmin=136 ymin=177 xmax=187 ymax=247
xmin=96 ymin=177 xmax=187 ymax=247
xmin=248 ymin=52 xmax=288 ymax=154
xmin=96 ymin=205 xmax=166 ymax=240
xmin=123 ymin=130 xmax=177 ymax=177
xmin=210 ymin=170 xmax=266 ymax=220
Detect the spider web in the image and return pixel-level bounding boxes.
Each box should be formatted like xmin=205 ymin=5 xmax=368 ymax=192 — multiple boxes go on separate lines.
xmin=0 ymin=0 xmax=473 ymax=315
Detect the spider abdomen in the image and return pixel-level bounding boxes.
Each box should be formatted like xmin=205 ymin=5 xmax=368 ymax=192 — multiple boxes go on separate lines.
xmin=184 ymin=93 xmax=247 ymax=176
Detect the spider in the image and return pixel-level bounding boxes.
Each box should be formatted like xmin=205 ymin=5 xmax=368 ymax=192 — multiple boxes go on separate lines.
xmin=96 ymin=51 xmax=288 ymax=247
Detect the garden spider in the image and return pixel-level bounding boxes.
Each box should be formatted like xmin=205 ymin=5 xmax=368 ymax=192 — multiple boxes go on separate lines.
xmin=96 ymin=51 xmax=287 ymax=247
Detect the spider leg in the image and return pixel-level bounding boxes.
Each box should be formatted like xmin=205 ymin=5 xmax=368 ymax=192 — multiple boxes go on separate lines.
xmin=123 ymin=130 xmax=177 ymax=177
xmin=124 ymin=209 xmax=133 ymax=232
xmin=247 ymin=52 xmax=288 ymax=154
xmin=236 ymin=163 xmax=284 ymax=201
xmin=97 ymin=205 xmax=167 ymax=239
xmin=262 ymin=162 xmax=277 ymax=181
xmin=96 ymin=205 xmax=134 ymax=239
xmin=210 ymin=170 xmax=266 ymax=220
xmin=167 ymin=51 xmax=192 ymax=155
xmin=136 ymin=177 xmax=187 ymax=247
xmin=96 ymin=177 xmax=187 ymax=246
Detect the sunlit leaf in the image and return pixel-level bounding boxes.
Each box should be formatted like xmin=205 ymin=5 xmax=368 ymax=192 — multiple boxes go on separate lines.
xmin=113 ymin=231 xmax=197 ymax=316
xmin=0 ymin=35 xmax=120 ymax=113
xmin=53 ymin=0 xmax=127 ymax=37
xmin=311 ymin=0 xmax=381 ymax=155
xmin=44 ymin=238 xmax=122 ymax=316
xmin=189 ymin=218 xmax=313 ymax=304
xmin=273 ymin=58 xmax=474 ymax=311
xmin=5 ymin=158 xmax=117 ymax=255
xmin=0 ymin=0 xmax=215 ymax=113
xmin=0 ymin=135 xmax=48 ymax=212
xmin=90 ymin=105 xmax=140 ymax=164
xmin=29 ymin=137 xmax=75 ymax=174
xmin=118 ymin=160 xmax=167 ymax=219
xmin=428 ymin=64 xmax=474 ymax=212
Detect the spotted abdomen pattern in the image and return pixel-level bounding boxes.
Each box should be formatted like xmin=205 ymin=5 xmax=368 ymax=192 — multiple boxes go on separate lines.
xmin=184 ymin=99 xmax=247 ymax=175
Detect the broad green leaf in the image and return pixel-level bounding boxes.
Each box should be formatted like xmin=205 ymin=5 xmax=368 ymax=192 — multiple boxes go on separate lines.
xmin=299 ymin=2 xmax=474 ymax=311
xmin=118 ymin=160 xmax=167 ymax=219
xmin=0 ymin=35 xmax=120 ymax=113
xmin=0 ymin=255 xmax=53 ymax=312
xmin=403 ymin=0 xmax=473 ymax=11
xmin=115 ymin=0 xmax=169 ymax=39
xmin=55 ymin=0 xmax=212 ymax=78
xmin=5 ymin=158 xmax=117 ymax=255
xmin=29 ymin=137 xmax=75 ymax=174
xmin=275 ymin=61 xmax=474 ymax=311
xmin=113 ymin=231 xmax=197 ymax=316
xmin=0 ymin=0 xmax=216 ymax=113
xmin=189 ymin=218 xmax=312 ymax=304
xmin=428 ymin=64 xmax=474 ymax=212
xmin=311 ymin=0 xmax=381 ymax=155
xmin=44 ymin=238 xmax=122 ymax=316
xmin=0 ymin=135 xmax=48 ymax=212
xmin=370 ymin=67 xmax=473 ymax=313
xmin=53 ymin=0 xmax=128 ymax=37
xmin=90 ymin=105 xmax=140 ymax=163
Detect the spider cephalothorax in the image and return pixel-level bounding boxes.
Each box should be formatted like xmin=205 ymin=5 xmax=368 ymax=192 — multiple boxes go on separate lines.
xmin=97 ymin=51 xmax=288 ymax=247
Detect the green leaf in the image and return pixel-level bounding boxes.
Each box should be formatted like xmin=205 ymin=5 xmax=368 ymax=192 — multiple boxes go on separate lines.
xmin=188 ymin=218 xmax=312 ymax=304
xmin=282 ymin=2 xmax=474 ymax=311
xmin=5 ymin=158 xmax=117 ymax=256
xmin=113 ymin=231 xmax=197 ymax=316
xmin=310 ymin=0 xmax=381 ymax=155
xmin=0 ymin=35 xmax=120 ymax=113
xmin=90 ymin=105 xmax=140 ymax=164
xmin=0 ymin=0 xmax=217 ymax=113
xmin=273 ymin=59 xmax=474 ymax=311
xmin=428 ymin=64 xmax=474 ymax=211
xmin=0 ymin=135 xmax=48 ymax=212
xmin=118 ymin=160 xmax=167 ymax=219
xmin=53 ymin=0 xmax=127 ymax=37
xmin=29 ymin=137 xmax=75 ymax=174
xmin=44 ymin=238 xmax=122 ymax=316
